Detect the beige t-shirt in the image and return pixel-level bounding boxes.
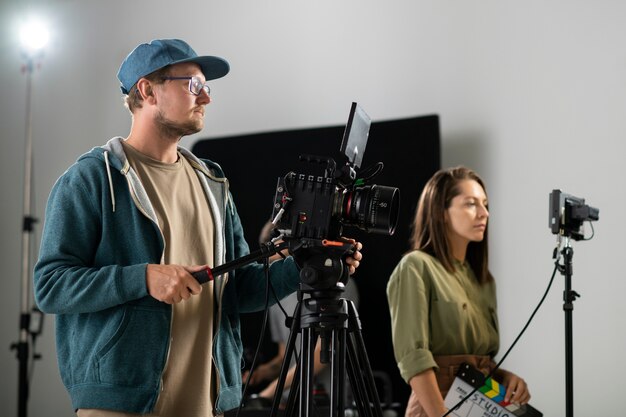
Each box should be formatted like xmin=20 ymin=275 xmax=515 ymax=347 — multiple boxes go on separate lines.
xmin=79 ymin=142 xmax=216 ymax=417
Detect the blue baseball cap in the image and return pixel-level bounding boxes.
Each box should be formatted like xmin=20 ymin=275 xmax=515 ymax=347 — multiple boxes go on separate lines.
xmin=117 ymin=39 xmax=230 ymax=94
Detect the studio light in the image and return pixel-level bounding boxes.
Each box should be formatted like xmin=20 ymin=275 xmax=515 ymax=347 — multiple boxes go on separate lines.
xmin=19 ymin=18 xmax=50 ymax=59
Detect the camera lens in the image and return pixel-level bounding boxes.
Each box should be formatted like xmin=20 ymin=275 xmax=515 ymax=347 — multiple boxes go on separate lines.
xmin=340 ymin=185 xmax=400 ymax=235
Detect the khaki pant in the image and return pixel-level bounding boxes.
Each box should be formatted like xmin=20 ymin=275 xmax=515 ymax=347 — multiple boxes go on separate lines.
xmin=405 ymin=355 xmax=496 ymax=417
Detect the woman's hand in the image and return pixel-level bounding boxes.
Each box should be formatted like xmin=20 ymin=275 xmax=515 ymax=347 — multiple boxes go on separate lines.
xmin=499 ymin=370 xmax=531 ymax=405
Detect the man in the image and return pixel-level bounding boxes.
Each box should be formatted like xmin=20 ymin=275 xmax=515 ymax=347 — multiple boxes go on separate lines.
xmin=34 ymin=39 xmax=362 ymax=417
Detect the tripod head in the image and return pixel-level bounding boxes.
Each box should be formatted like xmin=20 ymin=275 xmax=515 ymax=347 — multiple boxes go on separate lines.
xmin=287 ymin=237 xmax=356 ymax=292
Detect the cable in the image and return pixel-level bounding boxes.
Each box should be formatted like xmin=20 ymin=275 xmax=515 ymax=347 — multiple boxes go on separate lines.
xmin=357 ymin=162 xmax=384 ymax=182
xmin=581 ymin=221 xmax=596 ymax=241
xmin=236 ymin=257 xmax=273 ymax=417
xmin=443 ymin=259 xmax=560 ymax=416
xmin=235 ymin=255 xmax=294 ymax=416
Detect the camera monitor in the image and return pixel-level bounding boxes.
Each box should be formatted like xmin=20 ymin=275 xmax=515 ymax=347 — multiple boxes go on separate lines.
xmin=340 ymin=102 xmax=371 ymax=168
xmin=549 ymin=189 xmax=599 ymax=240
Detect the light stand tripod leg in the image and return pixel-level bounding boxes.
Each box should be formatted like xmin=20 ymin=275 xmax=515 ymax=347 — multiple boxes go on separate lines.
xmin=16 ymin=332 xmax=29 ymax=417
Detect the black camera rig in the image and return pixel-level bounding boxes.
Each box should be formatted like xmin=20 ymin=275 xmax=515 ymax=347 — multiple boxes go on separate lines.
xmin=270 ymin=103 xmax=399 ymax=241
xmin=193 ymin=103 xmax=399 ymax=292
xmin=267 ymin=103 xmax=399 ymax=289
xmin=192 ymin=103 xmax=397 ymax=417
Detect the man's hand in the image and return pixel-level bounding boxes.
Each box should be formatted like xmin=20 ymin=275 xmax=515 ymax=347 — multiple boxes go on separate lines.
xmin=146 ymin=264 xmax=205 ymax=304
xmin=242 ymin=361 xmax=280 ymax=386
xmin=345 ymin=241 xmax=363 ymax=275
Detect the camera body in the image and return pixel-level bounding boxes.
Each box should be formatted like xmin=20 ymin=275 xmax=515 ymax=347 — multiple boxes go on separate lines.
xmin=271 ymin=163 xmax=399 ymax=241
xmin=267 ymin=103 xmax=399 ymax=291
xmin=270 ymin=103 xmax=399 ymax=242
xmin=549 ymin=189 xmax=599 ymax=240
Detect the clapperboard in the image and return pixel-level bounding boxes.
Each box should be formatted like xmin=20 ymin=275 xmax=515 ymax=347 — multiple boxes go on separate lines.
xmin=444 ymin=363 xmax=542 ymax=417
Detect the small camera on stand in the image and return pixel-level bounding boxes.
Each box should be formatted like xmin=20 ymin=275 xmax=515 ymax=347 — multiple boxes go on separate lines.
xmin=549 ymin=189 xmax=599 ymax=241
xmin=547 ymin=190 xmax=599 ymax=416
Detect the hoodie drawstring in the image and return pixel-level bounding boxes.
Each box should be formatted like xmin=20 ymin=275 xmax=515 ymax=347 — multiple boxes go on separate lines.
xmin=104 ymin=151 xmax=116 ymax=212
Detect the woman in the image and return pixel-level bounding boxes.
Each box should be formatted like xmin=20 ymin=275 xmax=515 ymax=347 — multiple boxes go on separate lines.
xmin=386 ymin=166 xmax=530 ymax=417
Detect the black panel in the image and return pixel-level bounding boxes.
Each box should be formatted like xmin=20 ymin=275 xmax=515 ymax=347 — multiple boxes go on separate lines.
xmin=192 ymin=114 xmax=440 ymax=411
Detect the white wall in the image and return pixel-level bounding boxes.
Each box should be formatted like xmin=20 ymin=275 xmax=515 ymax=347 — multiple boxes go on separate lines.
xmin=1 ymin=0 xmax=624 ymax=415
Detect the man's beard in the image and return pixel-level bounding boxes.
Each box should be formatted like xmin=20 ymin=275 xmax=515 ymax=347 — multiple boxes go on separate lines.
xmin=154 ymin=110 xmax=203 ymax=139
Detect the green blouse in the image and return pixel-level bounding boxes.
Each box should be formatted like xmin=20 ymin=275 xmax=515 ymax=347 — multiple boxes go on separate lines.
xmin=386 ymin=250 xmax=500 ymax=383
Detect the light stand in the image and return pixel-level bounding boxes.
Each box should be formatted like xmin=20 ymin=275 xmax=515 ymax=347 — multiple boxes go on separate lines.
xmin=10 ymin=40 xmax=46 ymax=417
xmin=558 ymin=238 xmax=578 ymax=417
xmin=549 ymin=189 xmax=599 ymax=417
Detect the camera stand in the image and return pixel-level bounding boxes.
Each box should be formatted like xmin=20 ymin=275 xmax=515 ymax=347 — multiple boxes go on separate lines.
xmin=557 ymin=238 xmax=578 ymax=417
xmin=191 ymin=237 xmax=382 ymax=417
xmin=268 ymin=284 xmax=383 ymax=417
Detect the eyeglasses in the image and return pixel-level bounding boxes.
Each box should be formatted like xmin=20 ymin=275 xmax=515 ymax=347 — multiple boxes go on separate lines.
xmin=162 ymin=76 xmax=210 ymax=96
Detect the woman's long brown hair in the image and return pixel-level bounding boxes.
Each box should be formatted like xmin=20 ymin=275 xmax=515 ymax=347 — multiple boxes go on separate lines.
xmin=409 ymin=166 xmax=493 ymax=284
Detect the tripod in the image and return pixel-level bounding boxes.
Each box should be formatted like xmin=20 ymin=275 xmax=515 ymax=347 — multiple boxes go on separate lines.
xmin=268 ymin=283 xmax=383 ymax=417
xmin=191 ymin=236 xmax=383 ymax=416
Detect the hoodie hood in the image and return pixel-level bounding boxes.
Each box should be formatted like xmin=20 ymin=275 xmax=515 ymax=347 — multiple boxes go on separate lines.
xmin=79 ymin=137 xmax=228 ymax=214
xmin=80 ymin=136 xmax=227 ymax=178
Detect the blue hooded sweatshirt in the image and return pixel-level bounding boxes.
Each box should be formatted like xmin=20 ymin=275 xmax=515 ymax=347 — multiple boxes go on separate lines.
xmin=34 ymin=137 xmax=300 ymax=414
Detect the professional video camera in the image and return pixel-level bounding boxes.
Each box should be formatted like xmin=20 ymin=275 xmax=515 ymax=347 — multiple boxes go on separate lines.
xmin=191 ymin=103 xmax=399 ymax=291
xmin=269 ymin=103 xmax=400 ymax=289
xmin=265 ymin=104 xmax=398 ymax=417
xmin=549 ymin=189 xmax=599 ymax=241
xmin=270 ymin=103 xmax=399 ymax=240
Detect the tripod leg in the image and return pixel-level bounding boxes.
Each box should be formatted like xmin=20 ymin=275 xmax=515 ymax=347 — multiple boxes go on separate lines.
xmin=278 ymin=313 xmax=320 ymax=417
xmin=276 ymin=292 xmax=382 ymax=417
xmin=282 ymin=364 xmax=301 ymax=417
xmin=345 ymin=300 xmax=383 ymax=417
xmin=270 ymin=301 xmax=302 ymax=417
xmin=328 ymin=327 xmax=346 ymax=417
xmin=299 ymin=327 xmax=318 ymax=417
